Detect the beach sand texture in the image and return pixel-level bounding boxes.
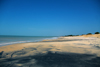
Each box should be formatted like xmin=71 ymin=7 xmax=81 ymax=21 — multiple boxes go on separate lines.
xmin=0 ymin=34 xmax=100 ymax=67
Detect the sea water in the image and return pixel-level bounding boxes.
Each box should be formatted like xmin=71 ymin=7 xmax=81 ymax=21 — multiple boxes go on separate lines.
xmin=0 ymin=35 xmax=58 ymax=47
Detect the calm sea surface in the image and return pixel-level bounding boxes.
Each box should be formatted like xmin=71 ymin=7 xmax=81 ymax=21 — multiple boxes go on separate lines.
xmin=0 ymin=35 xmax=58 ymax=47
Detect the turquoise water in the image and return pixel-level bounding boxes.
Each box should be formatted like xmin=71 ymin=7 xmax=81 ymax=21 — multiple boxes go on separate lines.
xmin=0 ymin=35 xmax=58 ymax=47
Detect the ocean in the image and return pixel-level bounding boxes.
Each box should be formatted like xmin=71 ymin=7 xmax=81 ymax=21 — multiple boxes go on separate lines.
xmin=0 ymin=35 xmax=58 ymax=47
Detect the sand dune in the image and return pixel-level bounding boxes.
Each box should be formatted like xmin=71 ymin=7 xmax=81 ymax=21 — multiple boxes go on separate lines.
xmin=79 ymin=34 xmax=100 ymax=38
xmin=0 ymin=34 xmax=100 ymax=67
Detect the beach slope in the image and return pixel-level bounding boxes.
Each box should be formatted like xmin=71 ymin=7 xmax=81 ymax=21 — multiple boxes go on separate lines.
xmin=0 ymin=34 xmax=100 ymax=67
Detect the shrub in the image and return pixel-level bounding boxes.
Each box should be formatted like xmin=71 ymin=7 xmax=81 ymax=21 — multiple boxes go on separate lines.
xmin=68 ymin=35 xmax=73 ymax=36
xmin=87 ymin=33 xmax=92 ymax=35
xmin=65 ymin=35 xmax=73 ymax=37
xmin=95 ymin=32 xmax=99 ymax=34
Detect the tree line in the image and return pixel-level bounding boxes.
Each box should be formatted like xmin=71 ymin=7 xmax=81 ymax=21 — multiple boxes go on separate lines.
xmin=65 ymin=32 xmax=100 ymax=37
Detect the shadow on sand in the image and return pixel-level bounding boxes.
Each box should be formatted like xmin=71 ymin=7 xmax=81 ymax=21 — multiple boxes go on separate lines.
xmin=0 ymin=51 xmax=100 ymax=67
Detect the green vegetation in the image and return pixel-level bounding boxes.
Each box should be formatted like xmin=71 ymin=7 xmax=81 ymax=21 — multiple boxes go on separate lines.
xmin=68 ymin=35 xmax=73 ymax=36
xmin=87 ymin=33 xmax=92 ymax=35
xmin=65 ymin=35 xmax=73 ymax=37
xmin=65 ymin=32 xmax=100 ymax=37
xmin=95 ymin=32 xmax=99 ymax=34
xmin=65 ymin=35 xmax=79 ymax=37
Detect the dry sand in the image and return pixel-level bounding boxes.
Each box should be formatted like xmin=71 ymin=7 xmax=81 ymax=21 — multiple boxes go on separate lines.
xmin=79 ymin=34 xmax=100 ymax=38
xmin=0 ymin=34 xmax=100 ymax=67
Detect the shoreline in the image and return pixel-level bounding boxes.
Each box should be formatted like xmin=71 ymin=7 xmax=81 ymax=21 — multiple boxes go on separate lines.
xmin=0 ymin=34 xmax=100 ymax=67
xmin=0 ymin=34 xmax=99 ymax=47
xmin=0 ymin=36 xmax=59 ymax=47
xmin=0 ymin=34 xmax=100 ymax=53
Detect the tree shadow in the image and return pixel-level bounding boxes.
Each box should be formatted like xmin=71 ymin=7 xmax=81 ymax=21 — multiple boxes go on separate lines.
xmin=32 ymin=51 xmax=100 ymax=67
xmin=0 ymin=51 xmax=100 ymax=67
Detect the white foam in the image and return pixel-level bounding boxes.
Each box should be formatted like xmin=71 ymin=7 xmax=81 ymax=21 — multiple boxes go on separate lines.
xmin=0 ymin=36 xmax=58 ymax=47
xmin=0 ymin=41 xmax=31 ymax=46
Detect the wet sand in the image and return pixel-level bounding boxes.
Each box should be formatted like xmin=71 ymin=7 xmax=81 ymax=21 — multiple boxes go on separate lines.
xmin=0 ymin=34 xmax=100 ymax=67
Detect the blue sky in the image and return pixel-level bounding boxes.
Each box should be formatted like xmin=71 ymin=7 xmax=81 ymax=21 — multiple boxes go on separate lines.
xmin=0 ymin=0 xmax=100 ymax=36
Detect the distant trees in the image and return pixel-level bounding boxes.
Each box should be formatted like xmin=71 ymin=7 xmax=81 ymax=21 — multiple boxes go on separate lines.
xmin=95 ymin=32 xmax=99 ymax=34
xmin=65 ymin=35 xmax=73 ymax=37
xmin=64 ymin=32 xmax=100 ymax=37
xmin=87 ymin=33 xmax=92 ymax=35
xmin=67 ymin=35 xmax=73 ymax=36
xmin=65 ymin=34 xmax=82 ymax=36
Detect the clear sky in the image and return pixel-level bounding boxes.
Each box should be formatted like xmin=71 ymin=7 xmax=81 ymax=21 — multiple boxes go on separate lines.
xmin=0 ymin=0 xmax=100 ymax=36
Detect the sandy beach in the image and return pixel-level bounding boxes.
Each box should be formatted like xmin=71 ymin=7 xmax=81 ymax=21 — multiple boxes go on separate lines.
xmin=0 ymin=34 xmax=100 ymax=67
xmin=1 ymin=0 xmax=100 ymax=67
